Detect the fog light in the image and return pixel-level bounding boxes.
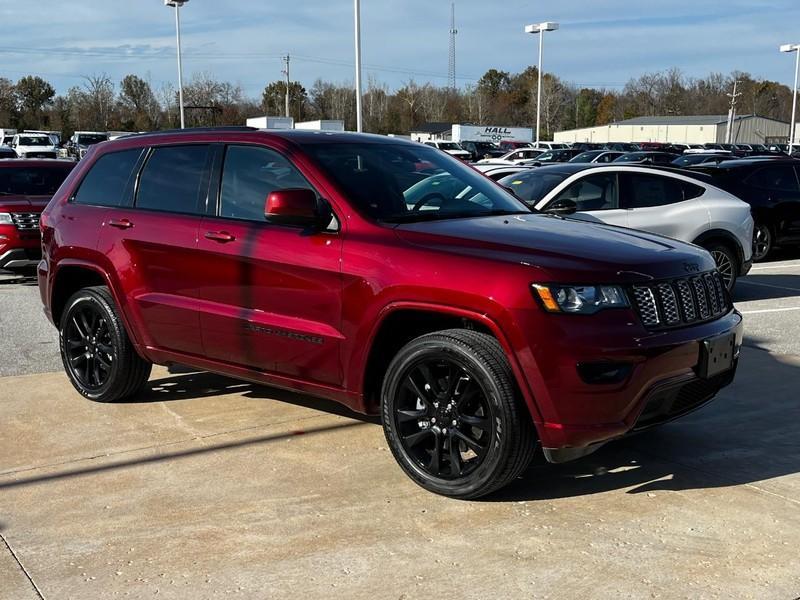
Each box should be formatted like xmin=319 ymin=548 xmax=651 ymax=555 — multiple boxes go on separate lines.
xmin=577 ymin=362 xmax=632 ymax=385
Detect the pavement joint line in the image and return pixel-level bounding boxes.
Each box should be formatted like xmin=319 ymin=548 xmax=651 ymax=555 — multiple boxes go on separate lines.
xmin=0 ymin=412 xmax=348 ymax=479
xmin=749 ymin=264 xmax=800 ymax=271
xmin=737 ymin=280 xmax=800 ymax=293
xmin=740 ymin=306 xmax=800 ymax=315
xmin=0 ymin=532 xmax=45 ymax=600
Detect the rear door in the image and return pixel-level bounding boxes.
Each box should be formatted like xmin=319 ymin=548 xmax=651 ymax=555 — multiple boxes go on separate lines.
xmin=97 ymin=144 xmax=212 ymax=356
xmin=746 ymin=164 xmax=800 ymax=239
xmin=620 ymin=172 xmax=706 ymax=241
xmin=195 ymin=143 xmax=343 ymax=386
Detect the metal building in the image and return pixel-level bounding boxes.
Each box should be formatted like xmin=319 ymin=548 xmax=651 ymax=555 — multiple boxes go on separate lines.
xmin=554 ymin=115 xmax=791 ymax=145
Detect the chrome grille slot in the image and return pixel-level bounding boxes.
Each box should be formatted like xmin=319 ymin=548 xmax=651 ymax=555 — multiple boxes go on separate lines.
xmin=10 ymin=212 xmax=40 ymax=231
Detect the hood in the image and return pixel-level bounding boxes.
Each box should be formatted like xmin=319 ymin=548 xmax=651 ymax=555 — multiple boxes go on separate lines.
xmin=393 ymin=213 xmax=716 ymax=283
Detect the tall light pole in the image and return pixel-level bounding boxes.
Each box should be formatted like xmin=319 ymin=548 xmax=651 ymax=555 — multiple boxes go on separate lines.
xmin=354 ymin=0 xmax=363 ymax=132
xmin=781 ymin=43 xmax=800 ymax=153
xmin=165 ymin=0 xmax=189 ymax=129
xmin=525 ymin=21 xmax=558 ymax=147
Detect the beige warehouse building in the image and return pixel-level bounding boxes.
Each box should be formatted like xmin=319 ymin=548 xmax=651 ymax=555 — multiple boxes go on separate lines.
xmin=554 ymin=114 xmax=791 ymax=145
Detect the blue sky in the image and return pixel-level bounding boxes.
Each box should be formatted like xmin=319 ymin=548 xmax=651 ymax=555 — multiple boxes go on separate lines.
xmin=0 ymin=1 xmax=798 ymax=97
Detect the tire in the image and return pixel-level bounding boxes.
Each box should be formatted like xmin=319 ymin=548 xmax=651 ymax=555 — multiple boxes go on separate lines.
xmin=706 ymin=243 xmax=737 ymax=291
xmin=752 ymin=222 xmax=774 ymax=262
xmin=380 ymin=329 xmax=537 ymax=499
xmin=59 ymin=286 xmax=152 ymax=403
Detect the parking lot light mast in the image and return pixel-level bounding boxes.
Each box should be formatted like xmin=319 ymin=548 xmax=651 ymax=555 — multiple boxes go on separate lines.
xmin=781 ymin=43 xmax=800 ymax=153
xmin=165 ymin=0 xmax=189 ymax=129
xmin=525 ymin=21 xmax=559 ymax=146
xmin=354 ymin=0 xmax=363 ymax=132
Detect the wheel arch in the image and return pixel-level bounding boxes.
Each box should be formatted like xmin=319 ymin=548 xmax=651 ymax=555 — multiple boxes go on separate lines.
xmin=359 ymin=302 xmax=542 ymax=426
xmin=692 ymin=229 xmax=744 ymax=275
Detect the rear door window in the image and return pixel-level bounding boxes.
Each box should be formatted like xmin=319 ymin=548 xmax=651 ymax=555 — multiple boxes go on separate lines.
xmin=136 ymin=145 xmax=211 ymax=214
xmin=746 ymin=166 xmax=800 ymax=192
xmin=622 ymin=173 xmax=689 ymax=208
xmin=73 ymin=149 xmax=142 ymax=207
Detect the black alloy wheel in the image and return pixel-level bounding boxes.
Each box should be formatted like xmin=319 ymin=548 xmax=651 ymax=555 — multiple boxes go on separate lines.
xmin=381 ymin=329 xmax=536 ymax=499
xmin=64 ymin=302 xmax=114 ymax=390
xmin=752 ymin=223 xmax=773 ymax=262
xmin=59 ymin=286 xmax=152 ymax=402
xmin=393 ymin=357 xmax=493 ymax=480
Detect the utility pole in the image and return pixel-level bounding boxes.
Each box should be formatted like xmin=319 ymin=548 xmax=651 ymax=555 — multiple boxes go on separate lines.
xmin=448 ymin=2 xmax=457 ymax=91
xmin=282 ymin=54 xmax=291 ymax=118
xmin=354 ymin=0 xmax=363 ymax=132
xmin=725 ymin=80 xmax=741 ymax=144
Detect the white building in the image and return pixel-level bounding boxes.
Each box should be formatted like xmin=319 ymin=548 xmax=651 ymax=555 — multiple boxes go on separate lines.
xmin=554 ymin=114 xmax=790 ymax=145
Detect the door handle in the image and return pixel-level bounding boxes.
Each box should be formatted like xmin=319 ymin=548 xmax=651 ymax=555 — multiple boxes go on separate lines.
xmin=204 ymin=231 xmax=236 ymax=243
xmin=108 ymin=218 xmax=133 ymax=229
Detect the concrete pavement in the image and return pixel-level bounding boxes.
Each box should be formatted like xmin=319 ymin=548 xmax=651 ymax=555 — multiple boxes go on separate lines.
xmin=1 ymin=346 xmax=799 ymax=599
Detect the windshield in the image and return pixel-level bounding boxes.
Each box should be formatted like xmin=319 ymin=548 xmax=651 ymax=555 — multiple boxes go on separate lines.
xmin=77 ymin=134 xmax=107 ymax=145
xmin=19 ymin=136 xmax=51 ymax=147
xmin=304 ymin=143 xmax=530 ymax=223
xmin=0 ymin=166 xmax=73 ymax=196
xmin=473 ymin=142 xmax=498 ymax=151
xmin=437 ymin=142 xmax=462 ymax=151
xmin=613 ymin=153 xmax=646 ymax=162
xmin=497 ymin=170 xmax=569 ymax=205
xmin=569 ymin=151 xmax=601 ymax=163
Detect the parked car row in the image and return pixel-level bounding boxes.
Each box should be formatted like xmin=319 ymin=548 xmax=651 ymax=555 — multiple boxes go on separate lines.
xmin=0 ymin=130 xmax=111 ymax=161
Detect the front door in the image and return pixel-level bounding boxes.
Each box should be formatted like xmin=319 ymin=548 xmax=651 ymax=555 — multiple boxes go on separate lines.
xmin=541 ymin=172 xmax=626 ymax=226
xmin=195 ymin=144 xmax=343 ymax=386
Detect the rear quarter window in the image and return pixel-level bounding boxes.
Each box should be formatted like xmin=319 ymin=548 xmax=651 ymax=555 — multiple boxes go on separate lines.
xmin=73 ymin=149 xmax=143 ymax=207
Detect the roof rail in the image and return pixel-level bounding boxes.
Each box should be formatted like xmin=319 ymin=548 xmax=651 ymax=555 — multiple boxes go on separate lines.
xmin=122 ymin=126 xmax=258 ymax=139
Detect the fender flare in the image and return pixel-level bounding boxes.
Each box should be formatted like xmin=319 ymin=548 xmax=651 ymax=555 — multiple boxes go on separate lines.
xmin=692 ymin=229 xmax=745 ymax=273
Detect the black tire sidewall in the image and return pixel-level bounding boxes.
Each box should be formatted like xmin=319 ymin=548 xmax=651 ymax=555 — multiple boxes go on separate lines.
xmin=381 ymin=336 xmax=516 ymax=498
xmin=753 ymin=222 xmax=773 ymax=262
xmin=59 ymin=289 xmax=125 ymax=402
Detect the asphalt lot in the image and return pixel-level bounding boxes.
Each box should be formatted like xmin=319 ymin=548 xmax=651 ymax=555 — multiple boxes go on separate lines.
xmin=1 ymin=255 xmax=800 ymax=599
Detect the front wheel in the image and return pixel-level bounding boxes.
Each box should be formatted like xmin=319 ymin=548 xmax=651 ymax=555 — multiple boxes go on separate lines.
xmin=752 ymin=222 xmax=774 ymax=262
xmin=59 ymin=286 xmax=152 ymax=402
xmin=381 ymin=329 xmax=536 ymax=499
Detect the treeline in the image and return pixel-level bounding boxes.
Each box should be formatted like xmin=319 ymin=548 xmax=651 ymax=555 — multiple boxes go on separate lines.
xmin=0 ymin=66 xmax=794 ymax=140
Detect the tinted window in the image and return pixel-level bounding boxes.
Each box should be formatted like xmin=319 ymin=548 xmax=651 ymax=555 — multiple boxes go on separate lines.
xmin=305 ymin=143 xmax=527 ymax=221
xmin=552 ymin=172 xmax=619 ymax=211
xmin=746 ymin=166 xmax=799 ymax=192
xmin=73 ymin=149 xmax=141 ymax=207
xmin=624 ymin=174 xmax=687 ymax=208
xmin=0 ymin=165 xmax=74 ymax=196
xmin=220 ymin=145 xmax=315 ymax=221
xmin=136 ymin=145 xmax=210 ymax=214
xmin=499 ymin=171 xmax=568 ymax=204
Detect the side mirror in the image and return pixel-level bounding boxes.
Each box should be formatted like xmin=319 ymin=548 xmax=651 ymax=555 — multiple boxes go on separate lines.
xmin=545 ymin=198 xmax=578 ymax=216
xmin=265 ymin=188 xmax=327 ymax=228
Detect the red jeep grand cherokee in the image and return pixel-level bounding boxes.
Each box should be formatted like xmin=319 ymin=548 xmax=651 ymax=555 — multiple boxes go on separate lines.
xmin=0 ymin=159 xmax=75 ymax=272
xmin=39 ymin=128 xmax=743 ymax=498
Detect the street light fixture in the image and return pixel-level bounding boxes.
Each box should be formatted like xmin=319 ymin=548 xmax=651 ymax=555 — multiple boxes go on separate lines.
xmin=525 ymin=21 xmax=559 ymax=147
xmin=165 ymin=0 xmax=190 ymax=129
xmin=781 ymin=43 xmax=800 ymax=153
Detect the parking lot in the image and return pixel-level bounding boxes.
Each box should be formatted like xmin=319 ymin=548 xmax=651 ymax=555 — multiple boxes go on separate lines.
xmin=1 ymin=256 xmax=799 ymax=599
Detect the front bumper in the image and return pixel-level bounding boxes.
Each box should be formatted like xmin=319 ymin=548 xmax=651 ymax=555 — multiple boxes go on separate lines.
xmin=0 ymin=225 xmax=42 ymax=271
xmin=0 ymin=248 xmax=40 ymax=270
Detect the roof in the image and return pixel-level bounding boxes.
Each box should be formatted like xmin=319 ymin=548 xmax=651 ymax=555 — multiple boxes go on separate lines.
xmin=410 ymin=122 xmax=454 ymax=134
xmin=613 ymin=114 xmax=789 ymax=126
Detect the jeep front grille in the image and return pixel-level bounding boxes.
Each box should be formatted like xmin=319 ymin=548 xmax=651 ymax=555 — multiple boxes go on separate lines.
xmin=631 ymin=271 xmax=730 ymax=329
xmin=11 ymin=212 xmax=40 ymax=231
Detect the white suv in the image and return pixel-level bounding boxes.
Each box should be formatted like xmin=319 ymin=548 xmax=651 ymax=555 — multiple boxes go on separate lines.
xmin=423 ymin=141 xmax=472 ymax=161
xmin=11 ymin=133 xmax=59 ymax=159
xmin=499 ymin=164 xmax=754 ymax=290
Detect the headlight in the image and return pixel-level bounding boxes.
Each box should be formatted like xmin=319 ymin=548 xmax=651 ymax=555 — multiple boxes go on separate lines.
xmin=532 ymin=284 xmax=629 ymax=314
xmin=0 ymin=213 xmax=13 ymax=225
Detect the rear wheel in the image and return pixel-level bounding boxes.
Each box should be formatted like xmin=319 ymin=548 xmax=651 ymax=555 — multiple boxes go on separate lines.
xmin=706 ymin=243 xmax=737 ymax=291
xmin=59 ymin=286 xmax=152 ymax=402
xmin=381 ymin=329 xmax=536 ymax=499
xmin=752 ymin=222 xmax=774 ymax=262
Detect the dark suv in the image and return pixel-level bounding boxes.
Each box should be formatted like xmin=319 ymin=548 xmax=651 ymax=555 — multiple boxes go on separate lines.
xmin=39 ymin=128 xmax=743 ymax=499
xmin=689 ymin=158 xmax=800 ymax=260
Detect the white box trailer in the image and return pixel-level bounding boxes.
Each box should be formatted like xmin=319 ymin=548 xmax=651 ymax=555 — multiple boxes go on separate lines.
xmin=246 ymin=116 xmax=294 ymax=130
xmin=452 ymin=125 xmax=533 ymax=144
xmin=295 ymin=120 xmax=345 ymax=131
